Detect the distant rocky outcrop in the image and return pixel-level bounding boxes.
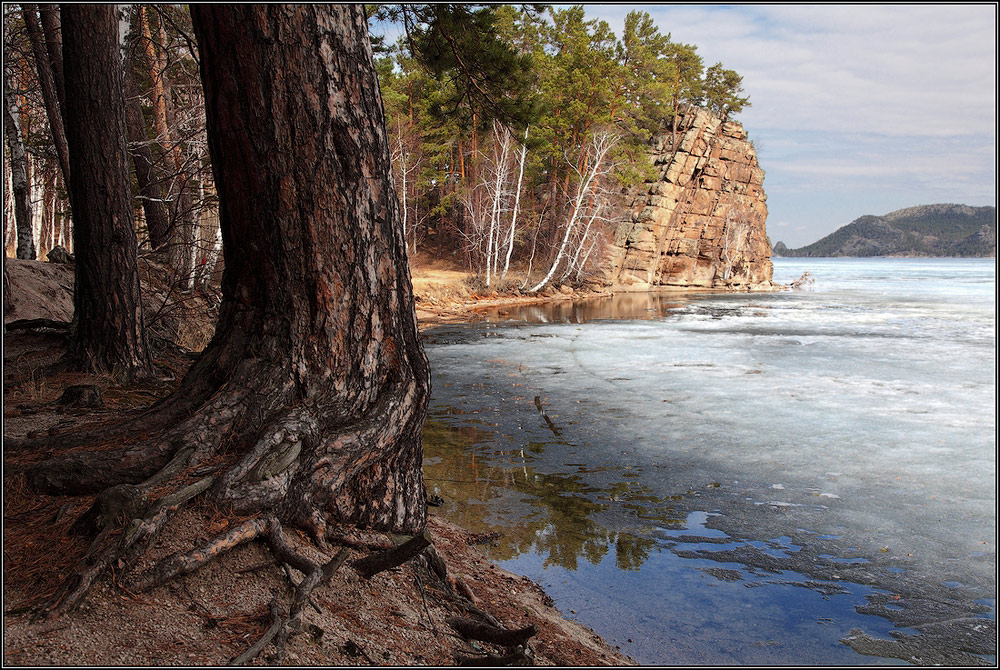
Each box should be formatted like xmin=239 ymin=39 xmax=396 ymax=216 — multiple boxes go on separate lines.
xmin=600 ymin=107 xmax=774 ymax=290
xmin=773 ymin=204 xmax=997 ymax=257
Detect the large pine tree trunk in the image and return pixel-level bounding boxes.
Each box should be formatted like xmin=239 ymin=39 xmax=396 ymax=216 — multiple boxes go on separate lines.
xmin=61 ymin=5 xmax=151 ymax=377
xmin=189 ymin=4 xmax=430 ymax=533
xmin=27 ymin=5 xmax=430 ymax=540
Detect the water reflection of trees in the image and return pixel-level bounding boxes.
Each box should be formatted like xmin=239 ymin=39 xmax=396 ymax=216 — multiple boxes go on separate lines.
xmin=469 ymin=292 xmax=694 ymax=324
xmin=423 ymin=416 xmax=658 ymax=572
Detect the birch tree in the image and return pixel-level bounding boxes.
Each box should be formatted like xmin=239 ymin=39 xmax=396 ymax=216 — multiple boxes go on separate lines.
xmin=500 ymin=125 xmax=528 ymax=281
xmin=2 ymin=60 xmax=34 ymax=260
xmin=460 ymin=120 xmax=515 ymax=286
xmin=530 ymin=130 xmax=617 ymax=292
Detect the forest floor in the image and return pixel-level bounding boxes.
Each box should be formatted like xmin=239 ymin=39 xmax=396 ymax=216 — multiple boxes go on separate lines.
xmin=2 ymin=256 xmax=632 ymax=667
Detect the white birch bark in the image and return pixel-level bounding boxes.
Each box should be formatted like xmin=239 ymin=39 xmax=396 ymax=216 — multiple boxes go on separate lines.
xmin=563 ymin=199 xmax=602 ymax=281
xmin=501 ymin=125 xmax=528 ymax=282
xmin=485 ymin=122 xmax=511 ymax=287
xmin=575 ymin=237 xmax=599 ymax=282
xmin=530 ymin=131 xmax=617 ymax=293
xmin=3 ymin=70 xmax=35 ymax=259
xmin=4 ymin=157 xmax=15 ymax=251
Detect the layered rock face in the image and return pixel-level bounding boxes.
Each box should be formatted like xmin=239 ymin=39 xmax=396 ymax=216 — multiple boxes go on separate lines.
xmin=601 ymin=108 xmax=774 ymax=290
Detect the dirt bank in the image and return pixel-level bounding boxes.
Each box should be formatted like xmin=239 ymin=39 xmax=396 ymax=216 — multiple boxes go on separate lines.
xmin=410 ymin=266 xmax=618 ymax=329
xmin=2 ymin=257 xmax=632 ymax=666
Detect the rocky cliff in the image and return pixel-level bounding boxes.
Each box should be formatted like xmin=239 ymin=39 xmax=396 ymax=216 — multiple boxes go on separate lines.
xmin=600 ymin=107 xmax=774 ymax=290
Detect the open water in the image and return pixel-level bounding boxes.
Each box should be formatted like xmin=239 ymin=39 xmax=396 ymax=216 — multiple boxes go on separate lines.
xmin=421 ymin=257 xmax=996 ymax=665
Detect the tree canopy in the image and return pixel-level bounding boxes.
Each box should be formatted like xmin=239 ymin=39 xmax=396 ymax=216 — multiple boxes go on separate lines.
xmin=6 ymin=4 xmax=752 ymax=291
xmin=366 ymin=5 xmax=751 ymax=286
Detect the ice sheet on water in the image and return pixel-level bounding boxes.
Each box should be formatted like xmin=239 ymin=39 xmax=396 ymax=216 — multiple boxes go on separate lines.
xmin=427 ymin=259 xmax=996 ymax=584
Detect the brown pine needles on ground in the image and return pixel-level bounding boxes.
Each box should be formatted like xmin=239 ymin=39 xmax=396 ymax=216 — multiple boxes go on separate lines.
xmin=3 ymin=473 xmax=96 ymax=610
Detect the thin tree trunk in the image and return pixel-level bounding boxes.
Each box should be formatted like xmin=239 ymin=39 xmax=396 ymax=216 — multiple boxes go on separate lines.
xmin=574 ymin=237 xmax=599 ymax=282
xmin=23 ymin=3 xmax=71 ymax=188
xmin=563 ymin=200 xmax=601 ymax=282
xmin=38 ymin=5 xmax=66 ymax=118
xmin=501 ymin=125 xmax=528 ymax=281
xmin=197 ymin=220 xmax=222 ymax=287
xmin=530 ymin=135 xmax=615 ymax=293
xmin=140 ymin=6 xmax=195 ymax=279
xmin=3 ymin=255 xmax=12 ymax=314
xmin=61 ymin=4 xmax=151 ymax=377
xmin=54 ymin=167 xmax=68 ymax=249
xmin=40 ymin=160 xmax=56 ymax=260
xmin=3 ymin=71 xmax=35 ymax=260
xmin=124 ymin=9 xmax=171 ymax=250
xmin=3 ymin=154 xmax=13 ymax=254
xmin=124 ymin=89 xmax=172 ymax=250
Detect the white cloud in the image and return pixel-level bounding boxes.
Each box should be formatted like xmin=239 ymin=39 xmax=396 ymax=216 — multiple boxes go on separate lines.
xmin=603 ymin=4 xmax=997 ymax=245
xmin=591 ymin=4 xmax=996 ymax=138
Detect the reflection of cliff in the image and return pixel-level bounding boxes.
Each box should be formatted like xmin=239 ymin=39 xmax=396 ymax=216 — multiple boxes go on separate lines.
xmin=422 ymin=414 xmax=659 ymax=572
xmin=601 ymin=108 xmax=774 ymax=290
xmin=469 ymin=292 xmax=694 ymax=324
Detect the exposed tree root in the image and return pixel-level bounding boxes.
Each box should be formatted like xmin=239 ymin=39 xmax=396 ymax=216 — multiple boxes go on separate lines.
xmin=14 ymin=437 xmax=542 ymax=665
xmin=119 ymin=512 xmax=354 ymax=665
xmin=352 ymin=532 xmax=431 ymax=580
xmin=15 ymin=304 xmax=427 ymax=642
xmin=4 ymin=317 xmax=72 ymax=331
xmin=41 ymin=475 xmax=215 ymax=619
xmin=446 ymin=617 xmax=538 ymax=648
xmin=229 ymin=598 xmax=285 ymax=666
xmin=24 ymin=373 xmax=423 ymax=624
xmin=127 ymin=517 xmax=269 ymax=593
xmin=455 ymin=646 xmax=536 ymax=666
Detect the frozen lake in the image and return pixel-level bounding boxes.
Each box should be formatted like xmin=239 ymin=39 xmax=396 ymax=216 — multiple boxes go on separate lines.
xmin=422 ymin=257 xmax=996 ymax=665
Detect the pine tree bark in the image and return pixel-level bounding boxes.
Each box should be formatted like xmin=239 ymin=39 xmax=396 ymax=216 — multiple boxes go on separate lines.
xmin=123 ymin=9 xmax=170 ymax=250
xmin=38 ymin=5 xmax=66 ymax=118
xmin=26 ymin=5 xmax=430 ymax=540
xmin=22 ymin=4 xmax=70 ymax=189
xmin=188 ymin=4 xmax=430 ymax=533
xmin=61 ymin=5 xmax=151 ymax=377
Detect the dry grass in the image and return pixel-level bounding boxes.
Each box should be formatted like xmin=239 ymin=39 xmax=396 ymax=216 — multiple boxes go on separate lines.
xmin=4 ymin=364 xmax=58 ymax=408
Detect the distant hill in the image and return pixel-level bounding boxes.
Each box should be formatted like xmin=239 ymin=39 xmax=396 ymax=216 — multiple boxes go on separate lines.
xmin=773 ymin=204 xmax=996 ymax=257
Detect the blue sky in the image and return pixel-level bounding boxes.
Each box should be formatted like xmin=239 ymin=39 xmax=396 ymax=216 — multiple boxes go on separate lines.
xmin=371 ymin=4 xmax=997 ymax=248
xmin=588 ymin=4 xmax=997 ymax=247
